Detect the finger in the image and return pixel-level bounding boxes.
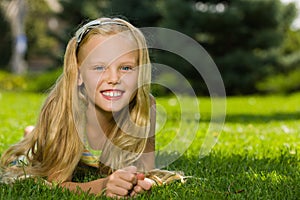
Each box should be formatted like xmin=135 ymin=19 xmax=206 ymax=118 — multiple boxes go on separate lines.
xmin=106 ymin=192 xmax=124 ymax=199
xmin=136 ymin=173 xmax=145 ymax=180
xmin=130 ymin=190 xmax=137 ymax=197
xmin=106 ymin=183 xmax=129 ymax=197
xmin=134 ymin=185 xmax=144 ymax=194
xmin=117 ymin=170 xmax=136 ymax=184
xmin=132 ymin=172 xmax=144 ymax=185
xmin=117 ymin=166 xmax=137 ymax=183
xmin=107 ymin=173 xmax=134 ymax=191
xmin=115 ymin=179 xmax=134 ymax=191
xmin=137 ymin=179 xmax=152 ymax=191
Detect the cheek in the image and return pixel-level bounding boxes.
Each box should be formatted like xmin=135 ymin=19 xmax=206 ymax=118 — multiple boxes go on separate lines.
xmin=123 ymin=73 xmax=139 ymax=91
xmin=82 ymin=74 xmax=102 ymax=93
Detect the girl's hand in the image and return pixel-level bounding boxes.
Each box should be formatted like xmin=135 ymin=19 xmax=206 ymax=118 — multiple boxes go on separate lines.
xmin=129 ymin=176 xmax=154 ymax=197
xmin=105 ymin=166 xmax=137 ymax=198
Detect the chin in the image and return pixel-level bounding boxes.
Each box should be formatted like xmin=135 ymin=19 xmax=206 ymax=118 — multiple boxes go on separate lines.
xmin=98 ymin=104 xmax=125 ymax=113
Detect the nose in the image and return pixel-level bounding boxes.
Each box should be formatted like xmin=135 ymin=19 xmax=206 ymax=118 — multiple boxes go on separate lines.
xmin=105 ymin=68 xmax=120 ymax=85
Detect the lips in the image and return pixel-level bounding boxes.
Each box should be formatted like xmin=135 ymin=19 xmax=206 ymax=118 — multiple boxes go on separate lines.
xmin=101 ymin=89 xmax=124 ymax=100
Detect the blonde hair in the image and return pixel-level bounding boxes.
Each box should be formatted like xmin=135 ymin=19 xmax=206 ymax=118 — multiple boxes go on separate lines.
xmin=0 ymin=17 xmax=152 ymax=182
xmin=78 ymin=18 xmax=152 ymax=173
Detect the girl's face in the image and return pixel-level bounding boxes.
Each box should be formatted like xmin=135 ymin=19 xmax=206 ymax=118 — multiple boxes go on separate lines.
xmin=78 ymin=33 xmax=139 ymax=113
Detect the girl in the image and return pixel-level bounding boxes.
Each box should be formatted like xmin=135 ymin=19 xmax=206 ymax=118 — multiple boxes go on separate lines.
xmin=0 ymin=17 xmax=158 ymax=198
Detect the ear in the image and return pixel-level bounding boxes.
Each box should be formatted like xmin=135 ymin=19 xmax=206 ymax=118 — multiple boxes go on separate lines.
xmin=78 ymin=71 xmax=83 ymax=86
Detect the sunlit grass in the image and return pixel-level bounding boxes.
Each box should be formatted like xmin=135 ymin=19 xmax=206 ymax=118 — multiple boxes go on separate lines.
xmin=0 ymin=91 xmax=299 ymax=199
xmin=0 ymin=92 xmax=45 ymax=152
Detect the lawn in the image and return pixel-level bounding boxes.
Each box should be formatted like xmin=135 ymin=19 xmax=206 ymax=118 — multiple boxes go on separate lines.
xmin=0 ymin=91 xmax=299 ymax=199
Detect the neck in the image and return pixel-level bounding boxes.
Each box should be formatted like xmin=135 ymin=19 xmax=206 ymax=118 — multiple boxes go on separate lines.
xmin=85 ymin=103 xmax=114 ymax=150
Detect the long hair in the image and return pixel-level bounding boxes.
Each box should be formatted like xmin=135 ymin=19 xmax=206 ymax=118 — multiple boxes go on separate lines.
xmin=0 ymin=37 xmax=84 ymax=182
xmin=76 ymin=18 xmax=152 ymax=173
xmin=0 ymin=17 xmax=152 ymax=182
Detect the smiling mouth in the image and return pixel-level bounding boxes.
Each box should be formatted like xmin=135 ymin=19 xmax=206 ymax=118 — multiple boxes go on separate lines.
xmin=101 ymin=90 xmax=124 ymax=98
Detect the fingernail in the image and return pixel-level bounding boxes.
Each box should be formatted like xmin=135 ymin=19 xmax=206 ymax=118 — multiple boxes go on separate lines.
xmin=136 ymin=173 xmax=145 ymax=180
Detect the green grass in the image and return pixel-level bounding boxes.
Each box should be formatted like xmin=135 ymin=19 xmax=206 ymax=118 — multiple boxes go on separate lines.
xmin=0 ymin=91 xmax=299 ymax=199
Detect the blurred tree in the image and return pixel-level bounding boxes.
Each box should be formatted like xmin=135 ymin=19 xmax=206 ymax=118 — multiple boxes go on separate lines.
xmin=2 ymin=0 xmax=295 ymax=93
xmin=25 ymin=0 xmax=59 ymax=71
xmin=0 ymin=8 xmax=12 ymax=70
xmin=55 ymin=0 xmax=161 ymax=42
xmin=0 ymin=0 xmax=61 ymax=72
xmin=102 ymin=0 xmax=161 ymax=27
xmin=257 ymin=29 xmax=300 ymax=93
xmin=157 ymin=0 xmax=297 ymax=95
xmin=155 ymin=0 xmax=207 ymax=95
xmin=1 ymin=0 xmax=28 ymax=74
xmin=56 ymin=0 xmax=107 ymax=44
xmin=206 ymin=0 xmax=296 ymax=94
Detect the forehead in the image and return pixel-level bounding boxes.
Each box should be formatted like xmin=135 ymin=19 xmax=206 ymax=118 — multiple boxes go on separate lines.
xmin=77 ymin=33 xmax=138 ymax=65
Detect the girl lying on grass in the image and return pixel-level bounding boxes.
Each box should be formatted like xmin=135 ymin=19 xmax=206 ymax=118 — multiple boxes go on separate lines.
xmin=0 ymin=17 xmax=184 ymax=198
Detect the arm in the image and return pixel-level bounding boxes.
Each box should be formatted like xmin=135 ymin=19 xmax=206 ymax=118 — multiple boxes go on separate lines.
xmin=60 ymin=166 xmax=139 ymax=198
xmin=60 ymin=178 xmax=107 ymax=195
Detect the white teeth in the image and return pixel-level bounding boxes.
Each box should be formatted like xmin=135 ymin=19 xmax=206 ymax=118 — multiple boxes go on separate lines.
xmin=102 ymin=91 xmax=122 ymax=97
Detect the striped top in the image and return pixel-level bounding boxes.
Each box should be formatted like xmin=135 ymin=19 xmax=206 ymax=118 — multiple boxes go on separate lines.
xmin=80 ymin=134 xmax=102 ymax=168
xmin=80 ymin=148 xmax=101 ymax=168
xmin=11 ymin=134 xmax=102 ymax=169
xmin=11 ymin=148 xmax=101 ymax=169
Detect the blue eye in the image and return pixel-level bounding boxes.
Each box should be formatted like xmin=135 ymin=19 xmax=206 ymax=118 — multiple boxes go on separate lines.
xmin=121 ymin=66 xmax=133 ymax=71
xmin=94 ymin=66 xmax=106 ymax=71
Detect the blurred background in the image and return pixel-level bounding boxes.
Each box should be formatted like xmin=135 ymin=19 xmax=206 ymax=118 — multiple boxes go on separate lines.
xmin=0 ymin=0 xmax=299 ymax=96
